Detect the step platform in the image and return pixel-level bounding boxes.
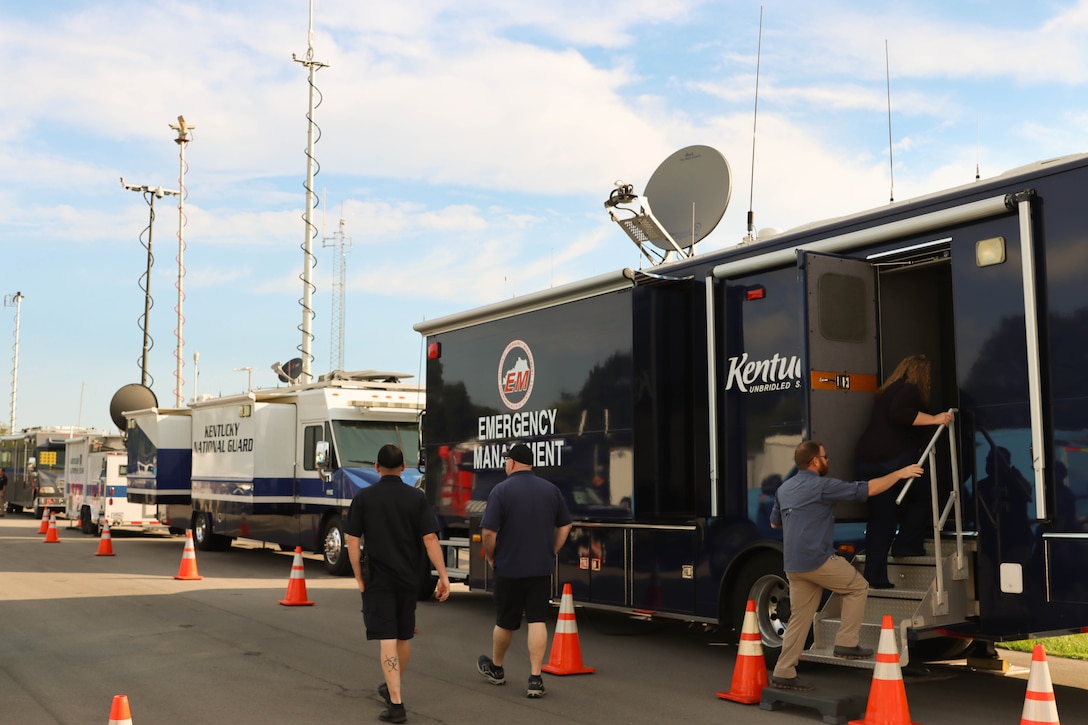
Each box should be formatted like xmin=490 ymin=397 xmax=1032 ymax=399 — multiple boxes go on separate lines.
xmin=760 ymin=687 xmax=866 ymax=724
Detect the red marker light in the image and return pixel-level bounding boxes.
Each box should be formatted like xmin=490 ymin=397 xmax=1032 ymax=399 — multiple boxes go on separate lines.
xmin=746 ymin=286 xmax=766 ymax=301
xmin=427 ymin=341 xmax=442 ymax=360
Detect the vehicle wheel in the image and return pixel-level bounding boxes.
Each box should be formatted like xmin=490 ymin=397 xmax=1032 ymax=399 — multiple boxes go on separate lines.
xmin=323 ymin=514 xmax=351 ymax=576
xmin=192 ymin=511 xmax=217 ymax=550
xmin=909 ymin=636 xmax=974 ymax=662
xmin=80 ymin=506 xmax=99 ymax=536
xmin=34 ymin=506 xmax=43 ymax=520
xmin=721 ymin=550 xmax=801 ymax=667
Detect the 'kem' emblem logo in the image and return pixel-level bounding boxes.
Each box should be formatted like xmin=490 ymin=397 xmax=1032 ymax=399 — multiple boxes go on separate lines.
xmin=497 ymin=339 xmax=535 ymax=410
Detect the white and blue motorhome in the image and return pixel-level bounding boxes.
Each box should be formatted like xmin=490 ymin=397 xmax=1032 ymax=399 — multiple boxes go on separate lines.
xmin=126 ymin=371 xmax=423 ymax=575
xmin=64 ymin=433 xmax=166 ymax=535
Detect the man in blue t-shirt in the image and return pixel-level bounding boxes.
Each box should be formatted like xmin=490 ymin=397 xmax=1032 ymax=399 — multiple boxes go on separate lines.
xmin=477 ymin=443 xmax=572 ymax=699
xmin=769 ymin=440 xmax=923 ymax=691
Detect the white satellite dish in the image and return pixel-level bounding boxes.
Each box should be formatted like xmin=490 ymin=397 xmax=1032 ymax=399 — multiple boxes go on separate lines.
xmin=643 ymin=145 xmax=732 ymax=251
xmin=605 ymin=145 xmax=732 ymax=263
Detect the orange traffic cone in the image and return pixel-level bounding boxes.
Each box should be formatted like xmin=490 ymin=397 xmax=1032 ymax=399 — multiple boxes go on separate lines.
xmin=107 ymin=694 xmax=133 ymax=724
xmin=1021 ymin=644 xmax=1060 ymax=724
xmin=43 ymin=513 xmax=61 ymax=543
xmin=37 ymin=508 xmax=49 ymax=534
xmin=541 ymin=583 xmax=594 ymax=675
xmin=95 ymin=520 xmax=116 ymax=556
xmin=278 ymin=546 xmax=315 ymax=606
xmin=849 ymin=615 xmax=920 ymax=725
xmin=716 ymin=599 xmax=768 ymax=704
xmin=174 ymin=530 xmax=203 ymax=580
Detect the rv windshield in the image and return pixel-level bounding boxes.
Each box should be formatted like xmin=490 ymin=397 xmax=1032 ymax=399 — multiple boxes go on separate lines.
xmin=332 ymin=420 xmax=421 ymax=468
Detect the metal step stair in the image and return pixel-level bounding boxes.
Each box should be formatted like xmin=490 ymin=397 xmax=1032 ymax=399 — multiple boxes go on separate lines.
xmin=799 ymin=537 xmax=977 ymax=669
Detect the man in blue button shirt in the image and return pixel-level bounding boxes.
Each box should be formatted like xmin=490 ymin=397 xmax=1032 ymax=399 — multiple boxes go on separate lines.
xmin=769 ymin=440 xmax=923 ymax=691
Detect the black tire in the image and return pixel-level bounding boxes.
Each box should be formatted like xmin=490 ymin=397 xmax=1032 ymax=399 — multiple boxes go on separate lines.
xmin=721 ymin=550 xmax=803 ymax=667
xmin=192 ymin=512 xmax=214 ymax=551
xmin=322 ymin=514 xmax=351 ymax=576
xmin=80 ymin=506 xmax=99 ymax=536
xmin=192 ymin=512 xmax=231 ymax=551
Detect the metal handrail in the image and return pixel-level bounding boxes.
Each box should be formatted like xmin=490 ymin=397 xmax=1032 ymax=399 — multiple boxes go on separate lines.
xmin=893 ymin=408 xmax=965 ymax=615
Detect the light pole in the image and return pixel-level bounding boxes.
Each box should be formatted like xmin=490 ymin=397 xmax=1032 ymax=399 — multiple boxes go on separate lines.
xmin=233 ymin=366 xmax=254 ymax=392
xmin=121 ymin=178 xmax=179 ymax=388
xmin=4 ymin=291 xmax=23 ymax=432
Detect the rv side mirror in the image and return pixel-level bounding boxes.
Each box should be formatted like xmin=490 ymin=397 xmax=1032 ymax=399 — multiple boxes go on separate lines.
xmin=27 ymin=457 xmax=36 ymax=470
xmin=315 ymin=440 xmax=330 ymax=468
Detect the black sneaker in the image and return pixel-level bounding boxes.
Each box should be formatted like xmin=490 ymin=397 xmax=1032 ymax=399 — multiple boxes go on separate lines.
xmin=526 ymin=674 xmax=545 ymax=698
xmin=378 ymin=683 xmax=392 ymax=707
xmin=477 ymin=655 xmax=505 ymax=685
xmin=378 ymin=703 xmax=406 ymax=723
xmin=770 ymin=675 xmax=814 ymax=691
xmin=833 ymin=644 xmax=874 ymax=659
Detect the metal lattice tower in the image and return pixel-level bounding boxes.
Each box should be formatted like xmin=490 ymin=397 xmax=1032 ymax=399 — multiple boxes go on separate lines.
xmin=322 ymin=214 xmax=351 ymax=371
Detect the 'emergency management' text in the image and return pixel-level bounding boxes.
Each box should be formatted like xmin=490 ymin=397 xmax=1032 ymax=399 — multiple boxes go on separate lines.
xmin=474 ymin=408 xmax=563 ymax=469
xmin=473 ymin=439 xmax=564 ymax=469
xmin=477 ymin=409 xmax=557 ymax=440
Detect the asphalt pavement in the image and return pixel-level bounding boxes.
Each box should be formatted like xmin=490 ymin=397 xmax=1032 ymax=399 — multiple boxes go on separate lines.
xmin=2 ymin=513 xmax=1086 ymax=724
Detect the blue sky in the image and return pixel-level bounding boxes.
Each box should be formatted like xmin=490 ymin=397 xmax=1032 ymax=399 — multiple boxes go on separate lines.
xmin=2 ymin=0 xmax=1087 ymax=432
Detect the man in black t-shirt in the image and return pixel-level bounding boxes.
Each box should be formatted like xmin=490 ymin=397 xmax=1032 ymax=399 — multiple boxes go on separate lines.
xmin=346 ymin=444 xmax=450 ymax=723
xmin=0 ymin=468 xmax=7 ymax=517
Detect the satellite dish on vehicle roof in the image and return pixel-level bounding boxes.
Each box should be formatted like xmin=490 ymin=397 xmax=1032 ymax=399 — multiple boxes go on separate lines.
xmin=642 ymin=145 xmax=732 ymax=251
xmin=272 ymin=357 xmax=304 ymax=384
xmin=109 ymin=383 xmax=158 ymax=430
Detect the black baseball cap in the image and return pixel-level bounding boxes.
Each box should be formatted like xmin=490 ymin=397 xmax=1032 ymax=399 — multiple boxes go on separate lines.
xmin=503 ymin=443 xmax=533 ymax=465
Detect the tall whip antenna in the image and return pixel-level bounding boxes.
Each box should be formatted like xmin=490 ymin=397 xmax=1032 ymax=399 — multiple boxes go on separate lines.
xmin=293 ymin=0 xmax=328 ymax=385
xmin=976 ymin=113 xmax=981 ymax=180
xmin=885 ymin=39 xmax=895 ymax=203
xmin=744 ymin=6 xmax=764 ymax=245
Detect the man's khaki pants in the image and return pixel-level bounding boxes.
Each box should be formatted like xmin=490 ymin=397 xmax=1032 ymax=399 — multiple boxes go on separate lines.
xmin=772 ymin=554 xmax=869 ymax=679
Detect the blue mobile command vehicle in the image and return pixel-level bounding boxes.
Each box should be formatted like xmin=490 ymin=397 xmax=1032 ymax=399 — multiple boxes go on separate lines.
xmin=416 ymin=148 xmax=1088 ymax=667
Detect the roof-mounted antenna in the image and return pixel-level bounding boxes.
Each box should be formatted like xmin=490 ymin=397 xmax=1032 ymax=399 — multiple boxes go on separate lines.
xmin=885 ymin=39 xmax=895 ymax=203
xmin=744 ymin=7 xmax=764 ymax=245
xmin=976 ymin=113 xmax=981 ymax=180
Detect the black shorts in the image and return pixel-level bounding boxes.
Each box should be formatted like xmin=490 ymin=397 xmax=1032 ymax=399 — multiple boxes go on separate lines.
xmin=361 ymin=588 xmax=417 ymax=641
xmin=493 ymin=575 xmax=551 ymax=631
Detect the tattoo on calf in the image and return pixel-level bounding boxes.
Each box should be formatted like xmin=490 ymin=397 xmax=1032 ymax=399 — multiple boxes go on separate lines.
xmin=384 ymin=655 xmax=399 ymax=672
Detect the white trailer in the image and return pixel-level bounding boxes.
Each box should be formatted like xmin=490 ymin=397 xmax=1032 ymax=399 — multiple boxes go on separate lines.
xmin=64 ymin=435 xmax=166 ymax=535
